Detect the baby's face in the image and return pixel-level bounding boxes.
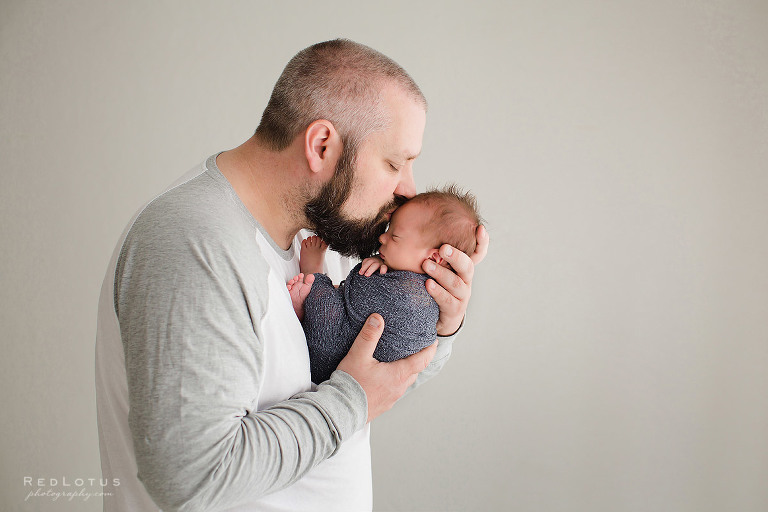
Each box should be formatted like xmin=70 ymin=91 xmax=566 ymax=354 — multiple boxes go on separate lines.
xmin=377 ymin=201 xmax=436 ymax=273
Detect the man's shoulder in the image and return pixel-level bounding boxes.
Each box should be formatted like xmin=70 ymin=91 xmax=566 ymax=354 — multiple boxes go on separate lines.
xmin=128 ymin=170 xmax=251 ymax=247
xmin=116 ymin=167 xmax=271 ymax=287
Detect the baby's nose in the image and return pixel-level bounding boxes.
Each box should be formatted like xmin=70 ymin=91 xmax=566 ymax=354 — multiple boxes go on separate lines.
xmin=378 ymin=233 xmax=387 ymax=245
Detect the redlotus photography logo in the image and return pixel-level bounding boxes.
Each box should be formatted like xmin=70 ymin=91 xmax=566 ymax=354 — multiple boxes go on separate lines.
xmin=23 ymin=476 xmax=120 ymax=503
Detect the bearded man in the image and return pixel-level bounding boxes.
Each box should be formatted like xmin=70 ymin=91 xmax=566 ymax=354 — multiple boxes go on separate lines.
xmin=96 ymin=39 xmax=488 ymax=512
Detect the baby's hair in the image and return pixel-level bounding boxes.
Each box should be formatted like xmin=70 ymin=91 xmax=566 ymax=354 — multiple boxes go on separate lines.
xmin=408 ymin=184 xmax=483 ymax=255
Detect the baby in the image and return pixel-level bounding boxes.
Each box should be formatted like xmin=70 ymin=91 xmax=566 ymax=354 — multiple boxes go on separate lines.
xmin=288 ymin=185 xmax=482 ymax=384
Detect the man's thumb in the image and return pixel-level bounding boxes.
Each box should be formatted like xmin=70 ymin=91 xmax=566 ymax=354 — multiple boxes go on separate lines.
xmin=349 ymin=314 xmax=385 ymax=358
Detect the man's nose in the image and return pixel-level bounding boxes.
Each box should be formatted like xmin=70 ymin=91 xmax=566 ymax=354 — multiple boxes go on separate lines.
xmin=394 ymin=165 xmax=416 ymax=198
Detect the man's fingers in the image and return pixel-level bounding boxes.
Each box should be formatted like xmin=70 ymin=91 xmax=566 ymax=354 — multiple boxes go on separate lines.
xmin=346 ymin=314 xmax=385 ymax=359
xmin=470 ymin=225 xmax=489 ymax=265
xmin=422 ymin=255 xmax=471 ymax=301
xmin=425 ymin=279 xmax=459 ymax=310
xmin=441 ymin=244 xmax=474 ymax=285
xmin=397 ymin=340 xmax=438 ymax=375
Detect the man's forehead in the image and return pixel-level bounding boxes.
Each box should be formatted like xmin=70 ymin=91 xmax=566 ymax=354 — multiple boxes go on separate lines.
xmin=370 ymin=133 xmax=420 ymax=161
xmin=378 ymin=87 xmax=426 ymax=159
xmin=380 ymin=131 xmax=422 ymax=160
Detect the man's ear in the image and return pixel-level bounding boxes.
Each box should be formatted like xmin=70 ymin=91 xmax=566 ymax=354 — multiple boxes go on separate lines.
xmin=304 ymin=120 xmax=340 ymax=174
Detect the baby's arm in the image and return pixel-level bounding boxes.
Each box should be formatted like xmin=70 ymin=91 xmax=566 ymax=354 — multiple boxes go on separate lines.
xmin=359 ymin=256 xmax=387 ymax=276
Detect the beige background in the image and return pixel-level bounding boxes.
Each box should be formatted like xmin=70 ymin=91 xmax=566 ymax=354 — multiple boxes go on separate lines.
xmin=2 ymin=1 xmax=767 ymax=511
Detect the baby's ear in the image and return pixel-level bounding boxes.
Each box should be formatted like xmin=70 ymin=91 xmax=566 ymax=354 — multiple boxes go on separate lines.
xmin=428 ymin=249 xmax=444 ymax=266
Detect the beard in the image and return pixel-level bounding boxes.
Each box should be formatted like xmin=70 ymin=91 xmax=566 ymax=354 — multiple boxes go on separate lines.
xmin=304 ymin=140 xmax=407 ymax=260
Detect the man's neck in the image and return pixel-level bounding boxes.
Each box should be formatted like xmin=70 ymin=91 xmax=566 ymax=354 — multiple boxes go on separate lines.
xmin=216 ymin=136 xmax=307 ymax=250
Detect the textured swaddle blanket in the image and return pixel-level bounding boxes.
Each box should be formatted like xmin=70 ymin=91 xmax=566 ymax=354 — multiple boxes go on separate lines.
xmin=302 ymin=262 xmax=440 ymax=383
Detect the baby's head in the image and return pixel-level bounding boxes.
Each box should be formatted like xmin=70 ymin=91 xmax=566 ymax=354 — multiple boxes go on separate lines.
xmin=377 ymin=185 xmax=482 ymax=273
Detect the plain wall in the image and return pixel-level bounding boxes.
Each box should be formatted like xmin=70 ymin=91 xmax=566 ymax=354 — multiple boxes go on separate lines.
xmin=1 ymin=1 xmax=766 ymax=511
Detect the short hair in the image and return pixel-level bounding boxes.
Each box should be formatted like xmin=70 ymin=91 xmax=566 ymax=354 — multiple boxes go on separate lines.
xmin=255 ymin=38 xmax=427 ymax=152
xmin=408 ymin=185 xmax=483 ymax=255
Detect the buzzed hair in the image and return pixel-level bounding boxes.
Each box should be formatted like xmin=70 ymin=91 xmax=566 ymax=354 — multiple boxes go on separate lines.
xmin=255 ymin=38 xmax=427 ymax=152
xmin=409 ymin=185 xmax=483 ymax=255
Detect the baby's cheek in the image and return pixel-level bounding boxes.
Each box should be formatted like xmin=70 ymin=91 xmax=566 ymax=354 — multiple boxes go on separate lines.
xmin=406 ymin=252 xmax=429 ymax=272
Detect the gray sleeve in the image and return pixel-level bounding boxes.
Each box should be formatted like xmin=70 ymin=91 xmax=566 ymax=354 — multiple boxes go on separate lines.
xmin=115 ymin=204 xmax=367 ymax=512
xmin=403 ymin=324 xmax=459 ymax=396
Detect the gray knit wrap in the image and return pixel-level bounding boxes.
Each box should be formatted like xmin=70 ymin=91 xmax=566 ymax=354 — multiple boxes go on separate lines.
xmin=303 ymin=262 xmax=439 ymax=383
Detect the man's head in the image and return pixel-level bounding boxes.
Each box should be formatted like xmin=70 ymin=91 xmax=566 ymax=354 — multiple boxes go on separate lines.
xmin=302 ymin=137 xmax=409 ymax=260
xmin=377 ymin=185 xmax=483 ymax=273
xmin=255 ymin=38 xmax=426 ymax=153
xmin=255 ymin=39 xmax=427 ymax=259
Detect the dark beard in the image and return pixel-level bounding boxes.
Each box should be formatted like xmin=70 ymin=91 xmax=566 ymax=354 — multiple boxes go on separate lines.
xmin=304 ymin=141 xmax=407 ymax=260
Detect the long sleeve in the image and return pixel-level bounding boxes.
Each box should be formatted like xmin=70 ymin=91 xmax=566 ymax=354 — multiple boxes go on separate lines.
xmin=404 ymin=326 xmax=459 ymax=396
xmin=114 ymin=186 xmax=367 ymax=512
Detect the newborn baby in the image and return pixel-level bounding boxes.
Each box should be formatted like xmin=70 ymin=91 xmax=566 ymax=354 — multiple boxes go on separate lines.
xmin=288 ymin=186 xmax=482 ymax=384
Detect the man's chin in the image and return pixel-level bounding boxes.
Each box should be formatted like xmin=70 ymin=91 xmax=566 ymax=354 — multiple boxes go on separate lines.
xmin=326 ymin=241 xmax=379 ymax=260
xmin=306 ymin=199 xmax=394 ymax=260
xmin=323 ymin=221 xmax=387 ymax=260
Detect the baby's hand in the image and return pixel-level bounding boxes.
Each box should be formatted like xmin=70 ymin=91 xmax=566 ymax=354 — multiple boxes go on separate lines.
xmin=359 ymin=256 xmax=388 ymax=276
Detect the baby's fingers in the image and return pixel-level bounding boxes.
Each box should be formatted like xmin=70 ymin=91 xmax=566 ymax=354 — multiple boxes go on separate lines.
xmin=359 ymin=259 xmax=375 ymax=275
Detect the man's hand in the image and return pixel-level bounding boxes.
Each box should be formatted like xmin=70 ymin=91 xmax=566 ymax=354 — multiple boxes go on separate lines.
xmin=337 ymin=313 xmax=438 ymax=423
xmin=422 ymin=225 xmax=489 ymax=336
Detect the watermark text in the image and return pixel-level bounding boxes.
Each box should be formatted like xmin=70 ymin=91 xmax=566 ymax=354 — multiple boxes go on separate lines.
xmin=23 ymin=476 xmax=120 ymax=503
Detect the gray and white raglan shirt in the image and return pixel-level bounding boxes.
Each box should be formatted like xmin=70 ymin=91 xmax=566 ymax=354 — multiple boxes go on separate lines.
xmin=95 ymin=154 xmax=456 ymax=512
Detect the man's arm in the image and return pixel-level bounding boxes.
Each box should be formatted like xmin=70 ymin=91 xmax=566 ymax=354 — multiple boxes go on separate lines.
xmin=116 ymin=212 xmax=434 ymax=511
xmin=116 ymin=222 xmax=366 ymax=511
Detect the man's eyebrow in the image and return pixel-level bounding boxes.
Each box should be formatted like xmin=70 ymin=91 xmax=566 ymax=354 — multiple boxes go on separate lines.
xmin=403 ymin=150 xmax=421 ymax=160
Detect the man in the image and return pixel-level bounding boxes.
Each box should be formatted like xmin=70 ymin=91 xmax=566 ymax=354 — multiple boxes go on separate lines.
xmin=96 ymin=39 xmax=488 ymax=511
